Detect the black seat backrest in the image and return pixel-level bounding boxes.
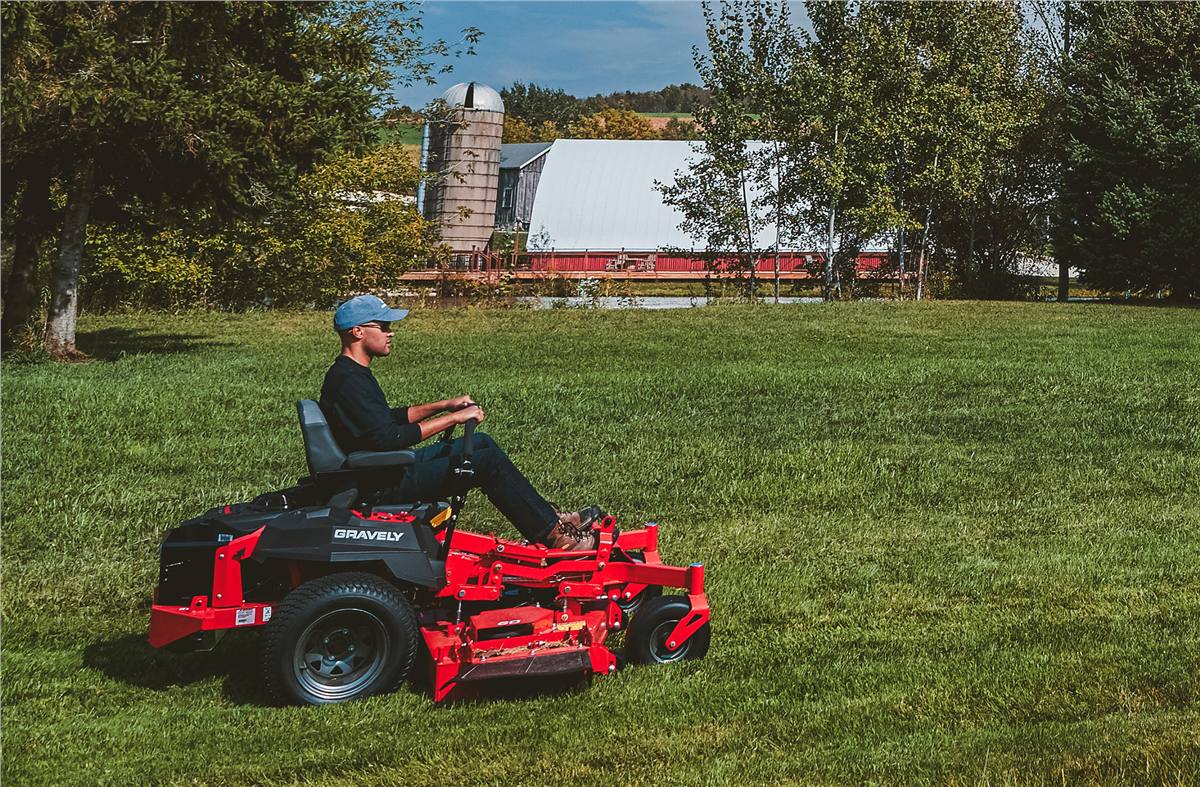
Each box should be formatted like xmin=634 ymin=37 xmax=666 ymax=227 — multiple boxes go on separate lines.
xmin=297 ymin=400 xmax=348 ymax=475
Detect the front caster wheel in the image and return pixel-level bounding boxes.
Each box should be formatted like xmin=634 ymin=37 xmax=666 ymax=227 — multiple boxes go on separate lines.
xmin=261 ymin=572 xmax=418 ymax=705
xmin=617 ymin=585 xmax=662 ymax=618
xmin=626 ymin=595 xmax=710 ymax=665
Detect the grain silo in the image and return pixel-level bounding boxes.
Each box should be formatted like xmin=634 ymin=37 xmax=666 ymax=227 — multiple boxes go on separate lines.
xmin=421 ymin=82 xmax=505 ymax=255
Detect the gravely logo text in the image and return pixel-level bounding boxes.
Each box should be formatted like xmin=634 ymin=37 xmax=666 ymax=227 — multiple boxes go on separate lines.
xmin=334 ymin=528 xmax=405 ymax=542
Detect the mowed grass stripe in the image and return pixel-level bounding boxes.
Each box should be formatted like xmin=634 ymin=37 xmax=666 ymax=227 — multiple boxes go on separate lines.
xmin=2 ymin=302 xmax=1198 ymax=783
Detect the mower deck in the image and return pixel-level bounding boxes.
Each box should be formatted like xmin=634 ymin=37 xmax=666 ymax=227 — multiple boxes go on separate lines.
xmin=149 ymin=515 xmax=709 ymax=702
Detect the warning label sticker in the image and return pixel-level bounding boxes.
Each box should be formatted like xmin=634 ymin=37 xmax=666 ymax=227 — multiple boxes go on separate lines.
xmin=262 ymin=606 xmax=273 ymax=622
xmin=235 ymin=608 xmax=256 ymax=626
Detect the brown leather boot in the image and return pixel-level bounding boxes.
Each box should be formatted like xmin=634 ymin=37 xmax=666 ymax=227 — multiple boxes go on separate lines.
xmin=555 ymin=505 xmax=603 ymax=531
xmin=544 ymin=521 xmax=598 ymax=551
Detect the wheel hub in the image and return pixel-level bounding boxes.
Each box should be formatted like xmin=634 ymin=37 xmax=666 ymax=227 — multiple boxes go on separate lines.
xmin=648 ymin=620 xmax=688 ymax=663
xmin=294 ymin=608 xmax=390 ymax=701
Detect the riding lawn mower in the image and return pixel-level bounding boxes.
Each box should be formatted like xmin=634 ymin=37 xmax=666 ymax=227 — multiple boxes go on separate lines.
xmin=148 ymin=401 xmax=712 ymax=704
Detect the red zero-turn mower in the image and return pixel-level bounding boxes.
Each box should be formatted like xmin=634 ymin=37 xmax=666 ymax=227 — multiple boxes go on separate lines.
xmin=148 ymin=401 xmax=711 ymax=704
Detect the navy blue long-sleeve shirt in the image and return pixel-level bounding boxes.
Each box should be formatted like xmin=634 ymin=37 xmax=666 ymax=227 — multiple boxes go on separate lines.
xmin=319 ymin=356 xmax=422 ymax=451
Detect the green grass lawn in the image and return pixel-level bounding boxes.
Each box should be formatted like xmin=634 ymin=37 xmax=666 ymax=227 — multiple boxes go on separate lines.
xmin=3 ymin=302 xmax=1199 ymax=784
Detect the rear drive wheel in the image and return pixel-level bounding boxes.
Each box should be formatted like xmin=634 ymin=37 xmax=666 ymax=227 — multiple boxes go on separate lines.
xmin=626 ymin=595 xmax=710 ymax=665
xmin=261 ymin=572 xmax=417 ymax=705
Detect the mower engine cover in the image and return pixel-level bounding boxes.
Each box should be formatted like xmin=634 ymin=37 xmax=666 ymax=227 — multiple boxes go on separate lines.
xmin=252 ymin=504 xmax=446 ymax=588
xmin=155 ymin=501 xmax=449 ymax=612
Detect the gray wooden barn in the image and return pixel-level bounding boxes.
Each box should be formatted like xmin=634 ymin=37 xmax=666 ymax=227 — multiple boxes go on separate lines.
xmin=494 ymin=142 xmax=552 ymax=231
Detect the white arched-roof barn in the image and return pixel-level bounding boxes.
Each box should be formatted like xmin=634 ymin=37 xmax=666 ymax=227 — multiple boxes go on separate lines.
xmin=526 ymin=139 xmax=786 ymax=253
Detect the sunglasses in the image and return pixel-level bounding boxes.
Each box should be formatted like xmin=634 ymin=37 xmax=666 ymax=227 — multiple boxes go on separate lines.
xmin=358 ymin=321 xmax=392 ymax=333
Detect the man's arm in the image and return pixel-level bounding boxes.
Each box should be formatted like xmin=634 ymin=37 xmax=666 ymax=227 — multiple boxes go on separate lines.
xmin=396 ymin=395 xmax=476 ymax=424
xmin=411 ymin=404 xmax=485 ymax=441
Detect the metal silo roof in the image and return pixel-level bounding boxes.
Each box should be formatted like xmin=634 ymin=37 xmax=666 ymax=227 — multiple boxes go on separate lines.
xmin=438 ymin=82 xmax=504 ymax=113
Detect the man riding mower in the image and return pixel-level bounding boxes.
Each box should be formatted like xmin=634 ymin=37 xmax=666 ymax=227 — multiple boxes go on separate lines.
xmin=147 ymin=297 xmax=712 ymax=705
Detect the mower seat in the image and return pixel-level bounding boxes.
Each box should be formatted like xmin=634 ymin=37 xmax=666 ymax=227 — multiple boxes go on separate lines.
xmin=297 ymin=399 xmax=416 ymax=477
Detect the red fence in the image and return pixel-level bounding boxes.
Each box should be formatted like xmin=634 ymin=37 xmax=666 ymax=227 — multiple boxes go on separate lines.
xmin=524 ymin=251 xmax=891 ymax=276
xmin=437 ymin=250 xmax=894 ymax=277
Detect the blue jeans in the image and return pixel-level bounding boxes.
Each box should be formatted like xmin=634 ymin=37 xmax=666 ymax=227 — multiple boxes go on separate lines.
xmin=371 ymin=432 xmax=558 ymax=542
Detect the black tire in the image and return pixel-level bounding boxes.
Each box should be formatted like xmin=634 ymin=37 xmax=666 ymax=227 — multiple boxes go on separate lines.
xmin=626 ymin=595 xmax=711 ymax=666
xmin=261 ymin=572 xmax=418 ymax=705
xmin=612 ymin=549 xmax=662 ymax=617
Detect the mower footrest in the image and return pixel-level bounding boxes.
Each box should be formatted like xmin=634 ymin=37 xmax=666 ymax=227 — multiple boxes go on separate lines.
xmin=456 ymin=650 xmax=590 ymax=682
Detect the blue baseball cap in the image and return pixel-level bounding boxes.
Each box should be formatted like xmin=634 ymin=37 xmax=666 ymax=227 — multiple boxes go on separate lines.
xmin=333 ymin=295 xmax=409 ymax=332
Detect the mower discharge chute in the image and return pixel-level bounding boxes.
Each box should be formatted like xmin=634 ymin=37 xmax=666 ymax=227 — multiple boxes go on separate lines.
xmin=149 ymin=400 xmax=711 ymax=705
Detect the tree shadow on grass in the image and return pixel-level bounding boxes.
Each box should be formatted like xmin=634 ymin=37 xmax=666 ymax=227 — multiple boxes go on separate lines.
xmin=76 ymin=327 xmax=232 ymax=361
xmin=82 ymin=632 xmax=268 ymax=705
xmin=84 ymin=632 xmax=599 ymax=708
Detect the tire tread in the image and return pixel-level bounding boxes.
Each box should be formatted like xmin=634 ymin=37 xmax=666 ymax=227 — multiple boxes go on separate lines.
xmin=626 ymin=594 xmax=711 ymax=666
xmin=261 ymin=571 xmax=418 ymax=705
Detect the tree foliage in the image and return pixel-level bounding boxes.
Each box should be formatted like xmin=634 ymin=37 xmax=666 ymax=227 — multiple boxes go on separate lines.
xmin=662 ymin=0 xmax=1056 ymax=300
xmin=500 ymin=81 xmax=711 ymax=126
xmin=499 ymin=81 xmax=584 ymax=129
xmin=1 ymin=2 xmax=469 ymax=354
xmin=82 ymin=144 xmax=436 ymax=309
xmin=567 ymin=108 xmax=660 ymax=140
xmin=502 ymin=116 xmax=536 ymax=144
xmin=583 ymin=83 xmax=710 ymax=113
xmin=661 ymin=118 xmax=703 ymax=140
xmin=1056 ymin=2 xmax=1200 ymax=299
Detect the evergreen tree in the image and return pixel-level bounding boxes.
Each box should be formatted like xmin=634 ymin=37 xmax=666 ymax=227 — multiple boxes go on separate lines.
xmin=1058 ymin=2 xmax=1200 ymax=299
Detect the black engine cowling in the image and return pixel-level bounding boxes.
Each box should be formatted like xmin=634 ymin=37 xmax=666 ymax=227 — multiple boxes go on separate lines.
xmin=156 ymin=499 xmax=450 ymax=607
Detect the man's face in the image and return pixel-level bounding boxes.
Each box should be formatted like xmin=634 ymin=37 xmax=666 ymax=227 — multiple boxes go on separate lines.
xmin=355 ymin=321 xmax=394 ymax=357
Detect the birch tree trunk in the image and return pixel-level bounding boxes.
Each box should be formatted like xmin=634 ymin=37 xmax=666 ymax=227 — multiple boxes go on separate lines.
xmin=44 ymin=157 xmax=96 ymax=358
xmin=1057 ymin=1 xmax=1072 ymax=303
xmin=966 ymin=201 xmax=977 ymax=292
xmin=772 ymin=141 xmax=782 ymax=304
xmin=916 ymin=152 xmax=937 ymax=301
xmin=741 ymin=176 xmax=757 ymax=299
xmin=824 ymin=124 xmax=839 ymax=302
xmin=825 ymin=202 xmax=836 ymax=301
xmin=917 ymin=202 xmax=934 ymax=300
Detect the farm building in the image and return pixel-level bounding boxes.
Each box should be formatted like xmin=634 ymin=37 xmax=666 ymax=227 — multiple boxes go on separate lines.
xmin=424 ymin=81 xmax=889 ymax=277
xmin=518 ymin=139 xmax=888 ymax=276
xmin=495 ymin=142 xmax=552 ymax=231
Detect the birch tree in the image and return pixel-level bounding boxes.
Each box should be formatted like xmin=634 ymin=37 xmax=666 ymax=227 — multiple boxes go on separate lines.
xmin=659 ymin=1 xmax=771 ymax=300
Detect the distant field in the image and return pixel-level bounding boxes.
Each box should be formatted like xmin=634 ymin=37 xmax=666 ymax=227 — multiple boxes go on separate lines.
xmin=377 ymin=121 xmax=424 ymax=147
xmin=3 ymin=303 xmax=1199 ymax=784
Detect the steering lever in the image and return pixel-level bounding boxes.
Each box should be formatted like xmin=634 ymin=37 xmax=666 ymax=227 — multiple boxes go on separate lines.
xmin=453 ymin=418 xmax=478 ymax=479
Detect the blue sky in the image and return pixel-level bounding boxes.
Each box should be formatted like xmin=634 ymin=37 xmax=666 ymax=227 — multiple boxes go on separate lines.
xmin=391 ymin=1 xmax=714 ymax=107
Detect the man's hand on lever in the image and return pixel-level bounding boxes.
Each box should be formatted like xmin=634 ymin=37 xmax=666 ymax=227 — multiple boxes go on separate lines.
xmin=415 ymin=403 xmax=485 ymax=441
xmin=445 ymin=395 xmax=478 ymax=411
xmin=455 ymin=404 xmax=485 ymax=424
